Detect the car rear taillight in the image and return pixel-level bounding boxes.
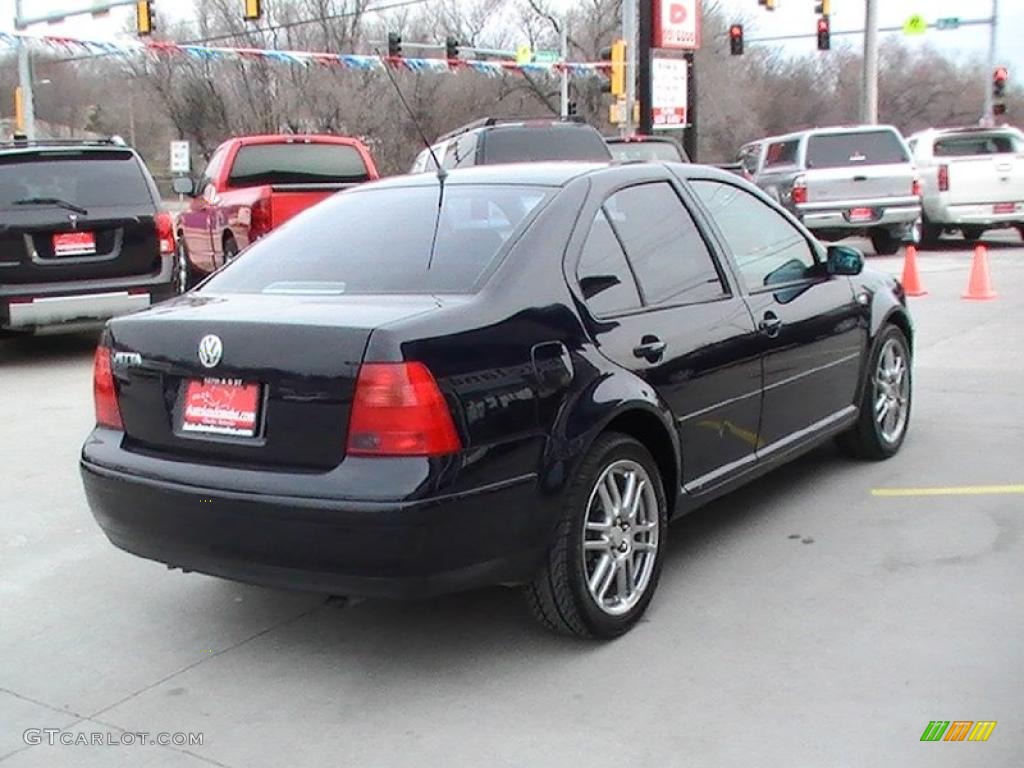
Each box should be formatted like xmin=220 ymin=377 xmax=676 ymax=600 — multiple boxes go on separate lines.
xmin=250 ymin=196 xmax=273 ymax=240
xmin=791 ymin=176 xmax=808 ymax=205
xmin=155 ymin=211 xmax=175 ymax=255
xmin=93 ymin=345 xmax=123 ymax=429
xmin=346 ymin=362 xmax=461 ymax=457
xmin=912 ymin=177 xmax=922 ymax=197
xmin=937 ymin=164 xmax=949 ymax=192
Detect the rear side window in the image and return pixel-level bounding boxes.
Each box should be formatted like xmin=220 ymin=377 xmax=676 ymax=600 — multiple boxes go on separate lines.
xmin=604 ymin=183 xmax=726 ymax=306
xmin=0 ymin=151 xmax=153 ymax=209
xmin=482 ymin=127 xmax=612 ymax=163
xmin=576 ymin=210 xmax=642 ymax=316
xmin=806 ymin=130 xmax=908 ymax=168
xmin=227 ymin=143 xmax=370 ymax=187
xmin=763 ymin=140 xmax=799 ymax=169
xmin=202 ymin=184 xmax=550 ymax=295
xmin=934 ymin=133 xmax=1020 ymax=157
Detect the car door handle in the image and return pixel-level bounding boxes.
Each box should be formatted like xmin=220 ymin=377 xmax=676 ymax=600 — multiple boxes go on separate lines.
xmin=633 ymin=336 xmax=667 ymax=363
xmin=759 ymin=312 xmax=783 ymax=337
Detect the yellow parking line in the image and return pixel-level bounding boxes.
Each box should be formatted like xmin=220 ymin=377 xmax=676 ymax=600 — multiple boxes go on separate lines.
xmin=871 ymin=485 xmax=1024 ymax=498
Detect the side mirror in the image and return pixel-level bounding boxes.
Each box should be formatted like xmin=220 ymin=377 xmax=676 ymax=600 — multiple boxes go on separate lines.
xmin=172 ymin=176 xmax=195 ymax=196
xmin=826 ymin=245 xmax=865 ymax=276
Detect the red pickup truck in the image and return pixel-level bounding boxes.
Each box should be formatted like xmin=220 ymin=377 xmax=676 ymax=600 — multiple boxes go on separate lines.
xmin=173 ymin=135 xmax=378 ymax=288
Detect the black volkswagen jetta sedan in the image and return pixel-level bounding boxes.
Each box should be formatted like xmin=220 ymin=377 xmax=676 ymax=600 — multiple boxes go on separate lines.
xmin=81 ymin=162 xmax=913 ymax=638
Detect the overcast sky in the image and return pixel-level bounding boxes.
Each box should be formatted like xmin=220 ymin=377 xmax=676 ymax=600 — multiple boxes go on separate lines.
xmin=1 ymin=0 xmax=1017 ymax=71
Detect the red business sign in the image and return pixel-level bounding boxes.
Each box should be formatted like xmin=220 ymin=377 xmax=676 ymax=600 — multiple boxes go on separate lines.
xmin=653 ymin=0 xmax=701 ymax=51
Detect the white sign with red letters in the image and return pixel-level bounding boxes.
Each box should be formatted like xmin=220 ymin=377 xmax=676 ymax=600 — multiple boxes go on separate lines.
xmin=652 ymin=58 xmax=688 ymax=129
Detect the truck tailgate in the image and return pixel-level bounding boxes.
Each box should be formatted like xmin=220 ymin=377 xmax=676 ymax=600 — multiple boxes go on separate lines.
xmin=269 ymin=186 xmax=346 ymax=227
xmin=943 ymin=155 xmax=1024 ymax=206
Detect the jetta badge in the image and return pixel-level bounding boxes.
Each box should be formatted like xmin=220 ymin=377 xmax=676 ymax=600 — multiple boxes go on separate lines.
xmin=198 ymin=334 xmax=223 ymax=368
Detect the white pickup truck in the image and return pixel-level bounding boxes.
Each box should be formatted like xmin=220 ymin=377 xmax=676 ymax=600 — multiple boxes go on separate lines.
xmin=907 ymin=126 xmax=1024 ymax=247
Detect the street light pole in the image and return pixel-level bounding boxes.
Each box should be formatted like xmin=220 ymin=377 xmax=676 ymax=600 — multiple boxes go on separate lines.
xmin=983 ymin=0 xmax=999 ymax=123
xmin=14 ymin=0 xmax=36 ymax=139
xmin=860 ymin=0 xmax=879 ymax=124
xmin=622 ymin=0 xmax=637 ymax=135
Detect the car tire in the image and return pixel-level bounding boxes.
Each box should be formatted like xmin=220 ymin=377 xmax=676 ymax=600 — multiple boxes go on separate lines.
xmin=919 ymin=222 xmax=943 ymax=250
xmin=961 ymin=226 xmax=984 ymax=243
xmin=870 ymin=229 xmax=901 ymax=256
xmin=173 ymin=238 xmax=197 ymax=294
xmin=837 ymin=325 xmax=912 ymax=461
xmin=524 ymin=433 xmax=668 ymax=639
xmin=223 ymin=236 xmax=240 ymax=263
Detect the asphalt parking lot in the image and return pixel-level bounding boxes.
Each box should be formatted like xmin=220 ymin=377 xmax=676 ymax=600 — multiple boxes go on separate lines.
xmin=2 ymin=235 xmax=1022 ymax=767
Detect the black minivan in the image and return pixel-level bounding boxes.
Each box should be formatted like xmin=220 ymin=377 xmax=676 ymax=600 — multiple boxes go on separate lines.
xmin=0 ymin=138 xmax=177 ymax=336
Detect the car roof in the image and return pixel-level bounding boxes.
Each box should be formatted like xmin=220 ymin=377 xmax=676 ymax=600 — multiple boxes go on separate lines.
xmin=908 ymin=126 xmax=1019 ymax=139
xmin=769 ymin=124 xmax=903 ymax=142
xmin=363 ymin=161 xmax=741 ymax=191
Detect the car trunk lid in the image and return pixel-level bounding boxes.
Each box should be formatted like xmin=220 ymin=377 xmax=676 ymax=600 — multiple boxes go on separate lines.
xmin=108 ymin=293 xmax=445 ymax=470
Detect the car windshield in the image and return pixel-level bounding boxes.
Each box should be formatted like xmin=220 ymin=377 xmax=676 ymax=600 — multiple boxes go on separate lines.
xmin=806 ymin=131 xmax=909 ymax=168
xmin=482 ymin=127 xmax=612 ymax=163
xmin=201 ymin=184 xmax=551 ymax=295
xmin=227 ymin=143 xmax=371 ymax=186
xmin=0 ymin=151 xmax=152 ymax=209
xmin=607 ymin=141 xmax=683 ymax=162
xmin=934 ymin=133 xmax=1020 ymax=156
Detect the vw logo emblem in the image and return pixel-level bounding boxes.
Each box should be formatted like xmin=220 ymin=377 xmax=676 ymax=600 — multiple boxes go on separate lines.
xmin=68 ymin=213 xmax=79 ymax=230
xmin=198 ymin=334 xmax=223 ymax=369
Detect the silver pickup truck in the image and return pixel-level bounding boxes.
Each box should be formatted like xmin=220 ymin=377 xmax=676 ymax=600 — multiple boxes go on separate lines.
xmin=907 ymin=126 xmax=1024 ymax=247
xmin=750 ymin=125 xmax=921 ymax=255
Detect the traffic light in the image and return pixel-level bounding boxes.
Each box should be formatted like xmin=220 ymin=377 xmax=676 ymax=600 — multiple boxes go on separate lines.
xmin=817 ymin=16 xmax=831 ymax=51
xmin=993 ymin=66 xmax=1008 ymax=98
xmin=388 ymin=32 xmax=402 ymax=58
xmin=600 ymin=40 xmax=627 ymax=97
xmin=243 ymin=0 xmax=262 ymax=21
xmin=765 ymin=0 xmax=777 ymax=10
xmin=729 ymin=24 xmax=744 ymax=56
xmin=815 ymin=0 xmax=832 ymax=15
xmin=136 ymin=0 xmax=153 ymax=36
xmin=445 ymin=36 xmax=460 ymax=60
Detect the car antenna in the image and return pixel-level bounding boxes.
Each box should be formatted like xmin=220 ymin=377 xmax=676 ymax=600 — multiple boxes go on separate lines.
xmin=376 ymin=48 xmax=447 ymax=184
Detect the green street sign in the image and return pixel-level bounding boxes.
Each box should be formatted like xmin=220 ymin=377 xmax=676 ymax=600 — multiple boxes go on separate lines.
xmin=936 ymin=17 xmax=961 ymax=30
xmin=534 ymin=50 xmax=560 ymax=64
xmin=902 ymin=13 xmax=928 ymax=36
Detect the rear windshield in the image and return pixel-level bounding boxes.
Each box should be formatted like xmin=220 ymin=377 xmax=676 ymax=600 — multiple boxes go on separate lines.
xmin=202 ymin=184 xmax=551 ymax=295
xmin=806 ymin=131 xmax=909 ymax=169
xmin=934 ymin=133 xmax=1020 ymax=157
xmin=227 ymin=143 xmax=370 ymax=187
xmin=0 ymin=151 xmax=153 ymax=209
xmin=607 ymin=141 xmax=684 ymax=162
xmin=482 ymin=127 xmax=612 ymax=164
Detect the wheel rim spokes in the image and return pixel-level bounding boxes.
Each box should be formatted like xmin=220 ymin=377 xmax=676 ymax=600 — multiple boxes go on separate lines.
xmin=875 ymin=338 xmax=910 ymax=444
xmin=582 ymin=460 xmax=660 ymax=616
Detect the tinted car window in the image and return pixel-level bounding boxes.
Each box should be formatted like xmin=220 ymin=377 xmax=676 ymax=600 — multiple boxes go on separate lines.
xmin=482 ymin=126 xmax=612 ymax=163
xmin=692 ymin=180 xmax=816 ymax=290
xmin=605 ymin=183 xmax=725 ymax=306
xmin=0 ymin=151 xmax=153 ymax=209
xmin=763 ymin=140 xmax=799 ymax=168
xmin=202 ymin=185 xmax=549 ymax=295
xmin=934 ymin=133 xmax=1020 ymax=156
xmin=227 ymin=143 xmax=370 ymax=186
xmin=806 ymin=130 xmax=908 ymax=168
xmin=607 ymin=141 xmax=684 ymax=162
xmin=576 ymin=209 xmax=642 ymax=316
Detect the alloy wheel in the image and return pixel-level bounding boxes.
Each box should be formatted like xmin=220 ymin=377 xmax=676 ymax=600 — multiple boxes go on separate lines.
xmin=581 ymin=460 xmax=660 ymax=616
xmin=874 ymin=338 xmax=910 ymax=444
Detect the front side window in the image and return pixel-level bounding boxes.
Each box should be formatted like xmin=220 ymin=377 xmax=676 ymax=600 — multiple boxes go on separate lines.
xmin=604 ymin=183 xmax=726 ymax=307
xmin=691 ymin=180 xmax=817 ymax=291
xmin=576 ymin=209 xmax=642 ymax=317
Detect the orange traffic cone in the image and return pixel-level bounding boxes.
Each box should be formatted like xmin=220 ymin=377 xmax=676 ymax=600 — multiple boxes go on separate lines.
xmin=901 ymin=244 xmax=927 ymax=297
xmin=963 ymin=245 xmax=997 ymax=300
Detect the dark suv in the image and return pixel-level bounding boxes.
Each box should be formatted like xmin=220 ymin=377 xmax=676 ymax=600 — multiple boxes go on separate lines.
xmin=1 ymin=139 xmax=177 ymax=336
xmin=410 ymin=117 xmax=612 ymax=172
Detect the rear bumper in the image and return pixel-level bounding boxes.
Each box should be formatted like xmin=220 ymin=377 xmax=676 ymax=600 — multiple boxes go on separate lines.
xmin=1 ymin=260 xmax=175 ymax=332
xmin=80 ymin=433 xmax=550 ymax=599
xmin=922 ymin=199 xmax=1024 ymax=227
xmin=798 ymin=202 xmax=921 ymax=232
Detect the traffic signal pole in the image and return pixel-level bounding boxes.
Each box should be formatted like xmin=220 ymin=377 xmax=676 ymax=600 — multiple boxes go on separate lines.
xmin=14 ymin=0 xmax=35 ymax=140
xmin=860 ymin=0 xmax=879 ymax=124
xmin=983 ymin=0 xmax=999 ymax=123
